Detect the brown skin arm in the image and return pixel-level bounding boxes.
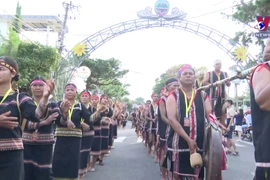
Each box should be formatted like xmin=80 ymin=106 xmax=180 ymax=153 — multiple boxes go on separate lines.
xmin=204 ymin=97 xmax=212 ymax=122
xmin=145 ymin=109 xmax=154 ymax=121
xmin=159 ymin=100 xmax=169 ymax=125
xmin=202 ymin=72 xmax=210 ymax=85
xmin=263 ymin=38 xmax=270 ymax=61
xmin=166 ymin=95 xmax=191 ymax=143
xmin=252 ymin=66 xmax=270 ymax=111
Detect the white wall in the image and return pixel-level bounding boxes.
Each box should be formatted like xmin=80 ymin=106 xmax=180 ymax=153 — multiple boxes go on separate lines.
xmin=21 ymin=31 xmax=59 ymax=47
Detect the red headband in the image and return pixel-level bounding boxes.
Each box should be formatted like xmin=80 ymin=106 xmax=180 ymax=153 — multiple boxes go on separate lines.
xmin=177 ymin=64 xmax=194 ymax=76
xmin=30 ymin=80 xmax=46 ymax=86
xmin=65 ymin=85 xmax=77 ymax=91
xmin=0 ymin=61 xmax=17 ymax=73
xmin=91 ymin=95 xmax=99 ymax=99
xmin=80 ymin=91 xmax=91 ymax=96
xmin=167 ymin=81 xmax=179 ymax=87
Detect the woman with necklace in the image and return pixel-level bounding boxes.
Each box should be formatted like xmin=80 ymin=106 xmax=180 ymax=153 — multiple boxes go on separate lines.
xmin=78 ymin=90 xmax=95 ymax=180
xmin=89 ymin=95 xmax=109 ymax=172
xmin=52 ymin=83 xmax=96 ymax=179
xmin=99 ymin=95 xmax=113 ymax=165
xmin=0 ymin=56 xmax=54 ymax=180
xmin=23 ymin=76 xmax=61 ymax=180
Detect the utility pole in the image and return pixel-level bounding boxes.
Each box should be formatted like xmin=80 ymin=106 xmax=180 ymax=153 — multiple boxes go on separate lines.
xmin=58 ymin=1 xmax=80 ymax=54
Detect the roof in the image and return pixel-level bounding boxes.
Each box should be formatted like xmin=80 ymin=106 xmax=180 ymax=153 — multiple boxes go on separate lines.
xmin=0 ymin=15 xmax=65 ymax=33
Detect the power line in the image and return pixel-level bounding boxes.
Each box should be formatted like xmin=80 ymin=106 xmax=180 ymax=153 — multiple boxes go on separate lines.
xmin=186 ymin=0 xmax=253 ymax=20
xmin=0 ymin=9 xmax=38 ymax=31
xmin=58 ymin=1 xmax=80 ymax=54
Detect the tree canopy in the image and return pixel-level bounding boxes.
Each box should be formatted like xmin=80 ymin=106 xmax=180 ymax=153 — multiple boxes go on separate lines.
xmin=134 ymin=97 xmax=145 ymax=105
xmin=224 ymin=0 xmax=270 ymax=63
xmin=152 ymin=64 xmax=208 ymax=94
xmin=81 ymin=58 xmax=130 ymax=99
xmin=0 ymin=28 xmax=61 ymax=91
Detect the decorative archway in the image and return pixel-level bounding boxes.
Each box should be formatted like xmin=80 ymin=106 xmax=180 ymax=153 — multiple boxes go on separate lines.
xmin=53 ymin=0 xmax=255 ymax=99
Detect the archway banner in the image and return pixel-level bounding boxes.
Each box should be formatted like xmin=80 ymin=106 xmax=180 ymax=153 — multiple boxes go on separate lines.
xmin=53 ymin=0 xmax=256 ymax=100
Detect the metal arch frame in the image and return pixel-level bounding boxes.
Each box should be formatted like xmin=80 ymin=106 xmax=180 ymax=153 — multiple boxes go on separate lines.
xmin=54 ymin=18 xmax=255 ymax=99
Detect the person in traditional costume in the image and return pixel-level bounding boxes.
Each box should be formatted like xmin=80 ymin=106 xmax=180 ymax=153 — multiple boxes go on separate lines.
xmin=157 ymin=78 xmax=179 ymax=180
xmin=111 ymin=101 xmax=121 ymax=149
xmin=250 ymin=38 xmax=270 ymax=180
xmin=164 ymin=64 xmax=211 ymax=180
xmin=23 ymin=76 xmax=61 ymax=180
xmin=145 ymin=94 xmax=159 ymax=160
xmin=202 ymin=59 xmax=230 ymax=125
xmin=137 ymin=106 xmax=144 ymax=140
xmin=195 ymin=72 xmax=204 ymax=89
xmin=78 ymin=90 xmax=95 ymax=180
xmin=143 ymin=100 xmax=151 ymax=148
xmin=0 ymin=56 xmax=54 ymax=180
xmin=89 ymin=94 xmax=103 ymax=172
xmin=108 ymin=99 xmax=114 ymax=151
xmin=97 ymin=94 xmax=113 ymax=165
xmin=52 ymin=83 xmax=94 ymax=180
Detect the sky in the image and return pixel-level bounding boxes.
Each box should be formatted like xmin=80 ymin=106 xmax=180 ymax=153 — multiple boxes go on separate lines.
xmin=1 ymin=0 xmax=262 ymax=101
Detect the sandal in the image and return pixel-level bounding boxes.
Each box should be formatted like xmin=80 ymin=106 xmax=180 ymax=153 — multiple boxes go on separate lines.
xmin=89 ymin=168 xmax=95 ymax=172
xmin=99 ymin=160 xmax=105 ymax=166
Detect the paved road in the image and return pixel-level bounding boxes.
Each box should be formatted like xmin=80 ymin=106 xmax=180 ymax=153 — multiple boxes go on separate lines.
xmin=85 ymin=122 xmax=255 ymax=180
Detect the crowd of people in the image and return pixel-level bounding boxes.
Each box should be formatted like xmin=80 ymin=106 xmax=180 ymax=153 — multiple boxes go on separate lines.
xmin=0 ymin=56 xmax=129 ymax=180
xmin=130 ymin=38 xmax=270 ymax=180
xmin=1 ymin=38 xmax=270 ymax=180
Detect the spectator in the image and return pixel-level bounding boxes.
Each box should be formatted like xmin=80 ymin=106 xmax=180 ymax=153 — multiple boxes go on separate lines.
xmin=234 ymin=109 xmax=244 ymax=141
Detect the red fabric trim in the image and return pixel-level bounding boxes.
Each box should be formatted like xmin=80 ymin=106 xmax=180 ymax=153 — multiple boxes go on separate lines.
xmin=191 ymin=103 xmax=195 ymax=140
xmin=168 ymin=90 xmax=177 ymax=100
xmin=250 ymin=63 xmax=270 ymax=88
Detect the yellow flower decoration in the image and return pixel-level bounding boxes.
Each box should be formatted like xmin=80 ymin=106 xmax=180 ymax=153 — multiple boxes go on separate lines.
xmin=73 ymin=43 xmax=86 ymax=57
xmin=234 ymin=46 xmax=247 ymax=62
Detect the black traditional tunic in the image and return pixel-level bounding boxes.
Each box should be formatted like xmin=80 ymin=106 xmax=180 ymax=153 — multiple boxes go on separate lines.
xmin=23 ymin=101 xmax=61 ymax=180
xmin=90 ymin=107 xmax=102 ymax=156
xmin=147 ymin=103 xmax=157 ymax=144
xmin=163 ymin=89 xmax=206 ymax=178
xmin=79 ymin=105 xmax=95 ymax=178
xmin=100 ymin=108 xmax=113 ymax=154
xmin=52 ymin=102 xmax=92 ymax=180
xmin=250 ymin=63 xmax=270 ymax=180
xmin=157 ymin=96 xmax=168 ymax=148
xmin=0 ymin=92 xmax=45 ymax=180
xmin=205 ymin=71 xmax=228 ymax=118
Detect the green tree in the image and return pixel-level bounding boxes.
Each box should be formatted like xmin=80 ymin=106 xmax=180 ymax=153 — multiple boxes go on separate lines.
xmin=134 ymin=97 xmax=145 ymax=104
xmin=152 ymin=64 xmax=208 ymax=94
xmin=0 ymin=27 xmax=21 ymax=57
xmin=81 ymin=58 xmax=129 ymax=98
xmin=224 ymin=0 xmax=270 ymax=64
xmin=15 ymin=42 xmax=61 ymax=90
xmin=12 ymin=2 xmax=22 ymax=33
xmin=100 ymin=83 xmax=130 ymax=99
xmin=122 ymin=97 xmax=135 ymax=112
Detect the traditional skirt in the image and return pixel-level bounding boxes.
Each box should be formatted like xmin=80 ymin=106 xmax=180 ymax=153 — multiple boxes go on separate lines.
xmin=101 ymin=124 xmax=110 ymax=154
xmin=0 ymin=150 xmax=24 ymax=180
xmin=90 ymin=126 xmax=101 ymax=156
xmin=52 ymin=136 xmax=82 ymax=179
xmin=24 ymin=144 xmax=53 ymax=180
xmin=108 ymin=124 xmax=114 ymax=149
xmin=113 ymin=123 xmax=117 ymax=139
xmin=163 ymin=150 xmax=204 ymax=179
xmin=254 ymin=167 xmax=270 ymax=180
xmin=79 ymin=130 xmax=94 ymax=178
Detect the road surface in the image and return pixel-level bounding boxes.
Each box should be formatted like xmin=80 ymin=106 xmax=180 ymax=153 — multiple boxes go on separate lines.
xmin=85 ymin=122 xmax=255 ymax=180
